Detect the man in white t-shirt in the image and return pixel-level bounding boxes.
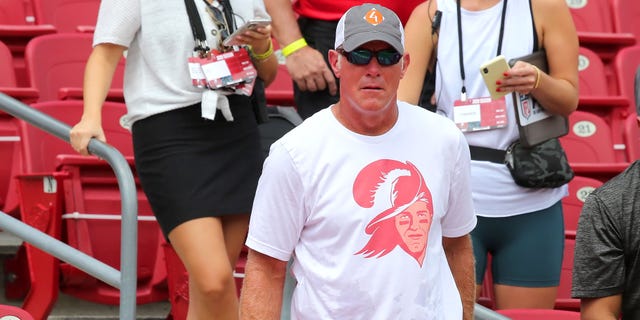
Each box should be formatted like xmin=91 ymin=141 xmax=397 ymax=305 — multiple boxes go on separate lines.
xmin=239 ymin=4 xmax=477 ymax=320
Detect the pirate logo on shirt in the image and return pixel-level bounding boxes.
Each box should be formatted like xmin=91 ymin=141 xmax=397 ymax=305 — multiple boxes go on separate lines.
xmin=353 ymin=159 xmax=434 ymax=267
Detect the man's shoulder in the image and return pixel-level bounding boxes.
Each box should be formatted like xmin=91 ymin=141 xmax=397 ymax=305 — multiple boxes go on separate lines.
xmin=593 ymin=161 xmax=640 ymax=197
xmin=398 ymin=101 xmax=461 ymax=133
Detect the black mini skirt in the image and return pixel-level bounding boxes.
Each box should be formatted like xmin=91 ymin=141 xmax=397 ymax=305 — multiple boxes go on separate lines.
xmin=131 ymin=97 xmax=263 ymax=237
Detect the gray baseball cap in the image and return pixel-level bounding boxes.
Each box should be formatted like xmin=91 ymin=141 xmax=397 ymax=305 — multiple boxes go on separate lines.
xmin=334 ymin=3 xmax=405 ymax=54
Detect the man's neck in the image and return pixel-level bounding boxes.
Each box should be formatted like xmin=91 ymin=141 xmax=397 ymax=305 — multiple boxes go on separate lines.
xmin=331 ymin=101 xmax=399 ymax=136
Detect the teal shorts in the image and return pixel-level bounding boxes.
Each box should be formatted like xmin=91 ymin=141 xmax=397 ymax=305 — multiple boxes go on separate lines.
xmin=472 ymin=201 xmax=564 ymax=287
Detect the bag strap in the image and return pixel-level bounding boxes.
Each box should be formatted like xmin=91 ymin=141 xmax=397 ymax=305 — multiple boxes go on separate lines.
xmin=528 ymin=0 xmax=539 ymax=52
xmin=469 ymin=145 xmax=506 ymax=164
xmin=184 ymin=0 xmax=209 ymax=54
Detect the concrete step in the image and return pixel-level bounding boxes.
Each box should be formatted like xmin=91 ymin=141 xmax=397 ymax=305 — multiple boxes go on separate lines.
xmin=1 ymin=294 xmax=171 ymax=320
xmin=0 ymin=231 xmax=22 ymax=257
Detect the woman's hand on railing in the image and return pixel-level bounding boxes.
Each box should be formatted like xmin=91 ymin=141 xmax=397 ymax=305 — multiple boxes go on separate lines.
xmin=70 ymin=118 xmax=105 ymax=156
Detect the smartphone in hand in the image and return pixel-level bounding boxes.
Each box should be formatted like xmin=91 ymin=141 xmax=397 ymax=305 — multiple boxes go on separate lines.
xmin=223 ymin=17 xmax=272 ymax=47
xmin=479 ymin=55 xmax=510 ymax=100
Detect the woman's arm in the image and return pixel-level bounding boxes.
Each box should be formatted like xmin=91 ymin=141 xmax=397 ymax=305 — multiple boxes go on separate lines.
xmin=397 ymin=1 xmax=438 ymax=105
xmin=500 ymin=0 xmax=579 ymax=116
xmin=70 ymin=43 xmax=126 ymax=156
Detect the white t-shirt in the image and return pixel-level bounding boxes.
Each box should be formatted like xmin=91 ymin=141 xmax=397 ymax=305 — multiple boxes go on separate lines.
xmin=434 ymin=0 xmax=567 ymax=217
xmin=92 ymin=0 xmax=268 ymax=128
xmin=247 ymin=102 xmax=477 ymax=320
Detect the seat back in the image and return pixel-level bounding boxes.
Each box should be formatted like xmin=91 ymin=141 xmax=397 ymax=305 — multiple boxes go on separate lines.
xmin=0 ymin=40 xmax=17 ymax=87
xmin=0 ymin=0 xmax=36 ymax=25
xmin=567 ymin=0 xmax=615 ymax=34
xmin=18 ymin=100 xmax=132 ymax=173
xmin=32 ymin=0 xmax=100 ymax=32
xmin=562 ymin=175 xmax=602 ymax=234
xmin=560 ymin=111 xmax=617 ymax=163
xmin=611 ymin=0 xmax=640 ymax=44
xmin=614 ymin=45 xmax=640 ymax=108
xmin=578 ymin=47 xmax=610 ymax=96
xmin=24 ymin=33 xmax=124 ymax=103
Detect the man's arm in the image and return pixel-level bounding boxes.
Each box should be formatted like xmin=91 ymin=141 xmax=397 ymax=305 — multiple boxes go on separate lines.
xmin=239 ymin=249 xmax=288 ymax=320
xmin=581 ymin=295 xmax=622 ymax=320
xmin=264 ymin=0 xmax=337 ymax=94
xmin=443 ymin=234 xmax=475 ymax=320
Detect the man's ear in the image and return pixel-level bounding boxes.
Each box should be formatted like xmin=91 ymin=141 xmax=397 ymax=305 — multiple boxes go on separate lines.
xmin=328 ymin=49 xmax=341 ymax=78
xmin=400 ymin=53 xmax=410 ymax=78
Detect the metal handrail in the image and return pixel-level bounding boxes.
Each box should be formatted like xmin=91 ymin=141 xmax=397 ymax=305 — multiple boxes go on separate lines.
xmin=0 ymin=93 xmax=137 ymax=319
xmin=475 ymin=303 xmax=511 ymax=320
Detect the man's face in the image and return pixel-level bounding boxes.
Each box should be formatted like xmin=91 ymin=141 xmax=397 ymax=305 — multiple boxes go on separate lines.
xmin=394 ymin=201 xmax=432 ymax=253
xmin=330 ymin=41 xmax=408 ymax=115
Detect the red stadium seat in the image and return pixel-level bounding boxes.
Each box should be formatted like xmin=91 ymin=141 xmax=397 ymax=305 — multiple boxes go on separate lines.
xmin=496 ymin=308 xmax=580 ymax=319
xmin=0 ymin=304 xmax=35 ymax=320
xmin=561 ymin=175 xmax=602 ymax=236
xmin=0 ymin=0 xmax=56 ymax=86
xmin=266 ymin=40 xmax=295 ymax=107
xmin=578 ymin=47 xmax=623 ymax=98
xmin=0 ymin=40 xmax=39 ymax=101
xmin=611 ymin=0 xmax=640 ymax=44
xmin=6 ymin=100 xmax=167 ymax=318
xmin=31 ymin=0 xmax=101 ymax=33
xmin=566 ymin=0 xmax=635 ymax=61
xmin=24 ymin=33 xmax=124 ymax=103
xmin=0 ymin=40 xmax=38 ymax=216
xmin=575 ymin=47 xmax=638 ymax=166
xmin=614 ymin=45 xmax=640 ymax=110
xmin=0 ymin=0 xmax=36 ymax=25
xmin=561 ymin=110 xmax=618 ymax=163
xmin=560 ymin=110 xmax=631 ymax=182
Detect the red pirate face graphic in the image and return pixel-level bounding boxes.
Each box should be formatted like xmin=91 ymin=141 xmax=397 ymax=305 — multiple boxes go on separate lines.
xmin=353 ymin=159 xmax=434 ymax=267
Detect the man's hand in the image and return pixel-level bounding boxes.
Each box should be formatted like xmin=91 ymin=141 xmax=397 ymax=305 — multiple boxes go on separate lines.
xmin=285 ymin=46 xmax=337 ymax=95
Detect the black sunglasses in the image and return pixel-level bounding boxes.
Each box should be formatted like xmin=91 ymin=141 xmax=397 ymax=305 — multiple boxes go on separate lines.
xmin=338 ymin=48 xmax=402 ymax=66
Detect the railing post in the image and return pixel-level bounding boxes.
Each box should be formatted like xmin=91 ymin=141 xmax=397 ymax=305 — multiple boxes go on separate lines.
xmin=0 ymin=93 xmax=137 ymax=319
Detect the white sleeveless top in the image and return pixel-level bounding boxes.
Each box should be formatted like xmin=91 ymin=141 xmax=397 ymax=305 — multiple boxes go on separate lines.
xmin=434 ymin=0 xmax=566 ymax=217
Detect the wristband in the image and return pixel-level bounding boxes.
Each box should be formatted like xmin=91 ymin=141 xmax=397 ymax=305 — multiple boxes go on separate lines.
xmin=249 ymin=40 xmax=273 ymax=61
xmin=282 ymin=38 xmax=307 ymax=57
xmin=533 ymin=65 xmax=541 ymax=89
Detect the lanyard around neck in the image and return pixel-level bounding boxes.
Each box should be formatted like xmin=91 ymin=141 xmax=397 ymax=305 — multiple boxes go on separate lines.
xmin=456 ymin=0 xmax=508 ymax=99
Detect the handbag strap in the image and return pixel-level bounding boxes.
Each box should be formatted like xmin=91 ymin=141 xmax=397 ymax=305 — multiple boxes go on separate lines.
xmin=184 ymin=0 xmax=209 ymax=54
xmin=469 ymin=145 xmax=506 ymax=164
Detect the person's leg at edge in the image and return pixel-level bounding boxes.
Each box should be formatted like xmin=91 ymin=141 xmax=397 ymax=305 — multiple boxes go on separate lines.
xmin=169 ymin=214 xmax=250 ymax=320
xmin=491 ymin=201 xmax=564 ymax=309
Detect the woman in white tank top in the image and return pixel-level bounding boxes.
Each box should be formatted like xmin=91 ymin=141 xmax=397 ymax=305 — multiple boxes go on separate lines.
xmin=398 ymin=0 xmax=578 ymax=311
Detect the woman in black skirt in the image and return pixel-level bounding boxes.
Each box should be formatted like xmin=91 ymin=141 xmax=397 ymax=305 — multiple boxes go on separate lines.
xmin=70 ymin=0 xmax=277 ymax=318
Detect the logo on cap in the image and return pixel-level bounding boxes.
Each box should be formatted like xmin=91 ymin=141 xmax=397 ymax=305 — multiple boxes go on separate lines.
xmin=364 ymin=8 xmax=384 ymax=26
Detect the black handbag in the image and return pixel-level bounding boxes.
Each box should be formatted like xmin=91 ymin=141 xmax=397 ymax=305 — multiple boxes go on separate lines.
xmin=504 ymin=138 xmax=574 ymax=188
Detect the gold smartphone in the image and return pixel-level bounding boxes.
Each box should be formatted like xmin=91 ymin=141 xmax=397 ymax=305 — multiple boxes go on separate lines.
xmin=479 ymin=55 xmax=510 ymax=100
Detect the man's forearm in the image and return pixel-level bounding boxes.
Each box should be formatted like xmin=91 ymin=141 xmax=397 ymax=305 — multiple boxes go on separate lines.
xmin=443 ymin=235 xmax=475 ymax=320
xmin=239 ymin=249 xmax=287 ymax=320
